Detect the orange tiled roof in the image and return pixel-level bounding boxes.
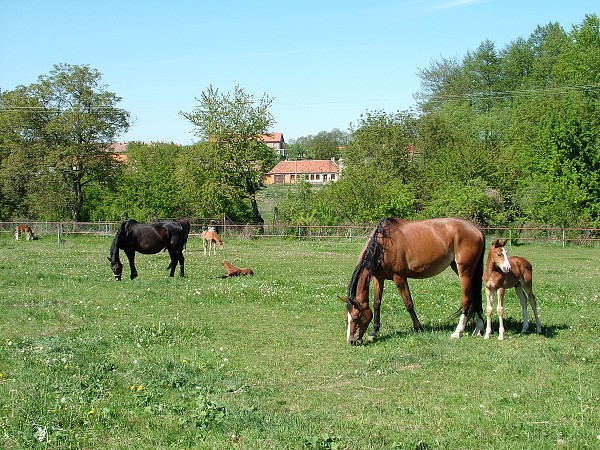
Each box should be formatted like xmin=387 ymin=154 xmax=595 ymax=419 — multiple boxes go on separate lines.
xmin=268 ymin=159 xmax=338 ymax=175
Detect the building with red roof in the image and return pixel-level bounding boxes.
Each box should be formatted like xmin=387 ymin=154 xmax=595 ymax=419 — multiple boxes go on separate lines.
xmin=265 ymin=159 xmax=340 ymax=185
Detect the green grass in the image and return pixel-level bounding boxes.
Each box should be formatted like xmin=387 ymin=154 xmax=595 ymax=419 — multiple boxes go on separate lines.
xmin=0 ymin=235 xmax=599 ymax=449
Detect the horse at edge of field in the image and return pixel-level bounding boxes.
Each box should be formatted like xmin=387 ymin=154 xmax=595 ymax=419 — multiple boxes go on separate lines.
xmin=108 ymin=219 xmax=190 ymax=280
xmin=15 ymin=224 xmax=34 ymax=241
xmin=483 ymin=239 xmax=542 ymax=340
xmin=339 ymin=217 xmax=485 ymax=344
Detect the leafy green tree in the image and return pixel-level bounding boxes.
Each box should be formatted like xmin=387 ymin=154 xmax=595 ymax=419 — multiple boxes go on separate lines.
xmin=173 ymin=142 xmax=252 ymax=221
xmin=313 ymin=110 xmax=418 ymax=223
xmin=285 ymin=129 xmax=350 ymax=161
xmin=415 ymin=15 xmax=600 ymax=226
xmin=0 ymin=64 xmax=129 ymax=221
xmin=104 ymin=142 xmax=183 ymax=220
xmin=181 ymin=85 xmax=276 ymax=224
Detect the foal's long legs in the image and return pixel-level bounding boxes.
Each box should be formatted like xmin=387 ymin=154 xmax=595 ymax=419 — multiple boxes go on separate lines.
xmin=484 ymin=287 xmax=495 ymax=340
xmin=485 ymin=286 xmax=507 ymax=340
xmin=515 ymin=284 xmax=542 ymax=334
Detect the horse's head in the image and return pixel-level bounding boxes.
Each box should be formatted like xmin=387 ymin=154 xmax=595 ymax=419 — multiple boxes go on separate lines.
xmin=339 ymin=296 xmax=373 ymax=345
xmin=490 ymin=239 xmax=511 ymax=273
xmin=108 ymin=257 xmax=124 ymax=280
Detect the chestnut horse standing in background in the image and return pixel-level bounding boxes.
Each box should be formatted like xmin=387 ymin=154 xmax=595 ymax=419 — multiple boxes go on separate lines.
xmin=201 ymin=227 xmax=223 ymax=256
xmin=483 ymin=239 xmax=541 ymax=340
xmin=15 ymin=225 xmax=34 ymax=241
xmin=340 ymin=218 xmax=485 ymax=344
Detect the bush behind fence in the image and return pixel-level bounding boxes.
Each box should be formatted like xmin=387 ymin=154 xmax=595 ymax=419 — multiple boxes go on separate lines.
xmin=2 ymin=221 xmax=599 ymax=246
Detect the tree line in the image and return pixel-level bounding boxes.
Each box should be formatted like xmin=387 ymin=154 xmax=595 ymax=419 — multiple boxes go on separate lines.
xmin=1 ymin=15 xmax=599 ymax=227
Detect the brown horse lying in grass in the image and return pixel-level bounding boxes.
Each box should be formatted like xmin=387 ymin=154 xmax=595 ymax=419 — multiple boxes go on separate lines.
xmin=221 ymin=261 xmax=254 ymax=277
xmin=483 ymin=239 xmax=541 ymax=340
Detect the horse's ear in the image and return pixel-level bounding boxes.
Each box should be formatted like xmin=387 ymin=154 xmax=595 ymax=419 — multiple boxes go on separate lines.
xmin=499 ymin=239 xmax=508 ymax=247
xmin=493 ymin=239 xmax=500 ymax=247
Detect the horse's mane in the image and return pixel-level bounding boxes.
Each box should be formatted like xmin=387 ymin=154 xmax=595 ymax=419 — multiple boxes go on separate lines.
xmin=347 ymin=218 xmax=392 ymax=299
xmin=109 ymin=220 xmax=130 ymax=262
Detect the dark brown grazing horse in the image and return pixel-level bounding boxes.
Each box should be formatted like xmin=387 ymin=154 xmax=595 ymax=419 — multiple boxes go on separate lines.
xmin=15 ymin=225 xmax=34 ymax=241
xmin=340 ymin=218 xmax=485 ymax=344
xmin=221 ymin=261 xmax=254 ymax=277
xmin=483 ymin=239 xmax=541 ymax=340
xmin=108 ymin=219 xmax=190 ymax=280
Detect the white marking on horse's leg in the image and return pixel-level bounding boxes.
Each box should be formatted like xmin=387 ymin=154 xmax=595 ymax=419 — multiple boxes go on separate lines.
xmin=497 ymin=304 xmax=505 ymax=340
xmin=529 ymin=293 xmax=542 ymax=334
xmin=497 ymin=289 xmax=505 ymax=340
xmin=516 ymin=285 xmax=529 ymax=333
xmin=473 ymin=312 xmax=484 ymax=336
xmin=346 ymin=311 xmax=352 ymax=344
xmin=15 ymin=232 xmax=18 ymax=241
xmin=451 ymin=313 xmax=467 ymax=339
xmin=484 ymin=288 xmax=494 ymax=339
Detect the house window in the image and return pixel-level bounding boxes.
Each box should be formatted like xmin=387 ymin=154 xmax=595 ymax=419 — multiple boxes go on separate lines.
xmin=331 ymin=174 xmax=336 ymax=180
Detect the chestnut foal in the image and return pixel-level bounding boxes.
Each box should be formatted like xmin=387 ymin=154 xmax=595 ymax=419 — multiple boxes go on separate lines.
xmin=483 ymin=239 xmax=541 ymax=340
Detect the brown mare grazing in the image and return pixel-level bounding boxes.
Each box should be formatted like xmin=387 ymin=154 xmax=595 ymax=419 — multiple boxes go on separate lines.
xmin=221 ymin=261 xmax=254 ymax=277
xmin=201 ymin=227 xmax=223 ymax=256
xmin=14 ymin=225 xmax=34 ymax=241
xmin=340 ymin=218 xmax=485 ymax=344
xmin=483 ymin=239 xmax=541 ymax=340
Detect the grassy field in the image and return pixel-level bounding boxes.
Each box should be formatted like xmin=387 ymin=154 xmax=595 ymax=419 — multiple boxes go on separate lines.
xmin=0 ymin=233 xmax=598 ymax=449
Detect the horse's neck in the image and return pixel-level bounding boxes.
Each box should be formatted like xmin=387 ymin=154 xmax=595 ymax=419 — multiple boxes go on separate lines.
xmin=109 ymin=235 xmax=122 ymax=263
xmin=484 ymin=251 xmax=497 ymax=280
xmin=354 ymin=269 xmax=371 ymax=305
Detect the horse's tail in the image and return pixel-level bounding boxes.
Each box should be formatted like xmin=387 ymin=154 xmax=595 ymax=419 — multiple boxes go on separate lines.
xmin=347 ymin=218 xmax=389 ymax=299
xmin=179 ymin=219 xmax=191 ymax=250
xmin=451 ymin=228 xmax=485 ymax=319
xmin=462 ymin=230 xmax=485 ymax=320
xmin=471 ymin=231 xmax=485 ymax=317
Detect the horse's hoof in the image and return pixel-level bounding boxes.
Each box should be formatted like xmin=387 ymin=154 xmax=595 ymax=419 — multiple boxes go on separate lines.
xmin=484 ymin=334 xmax=490 ymax=340
xmin=498 ymin=335 xmax=504 ymax=341
xmin=367 ymin=335 xmax=376 ymax=343
xmin=450 ymin=332 xmax=460 ymax=339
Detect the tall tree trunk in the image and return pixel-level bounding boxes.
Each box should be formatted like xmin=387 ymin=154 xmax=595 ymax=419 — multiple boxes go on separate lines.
xmin=246 ymin=179 xmax=264 ymax=225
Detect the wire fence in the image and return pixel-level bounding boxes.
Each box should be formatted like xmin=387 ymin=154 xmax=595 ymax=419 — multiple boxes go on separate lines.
xmin=2 ymin=221 xmax=599 ymax=246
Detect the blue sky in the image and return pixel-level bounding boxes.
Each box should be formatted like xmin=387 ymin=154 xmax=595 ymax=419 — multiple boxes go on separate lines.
xmin=1 ymin=0 xmax=598 ymax=145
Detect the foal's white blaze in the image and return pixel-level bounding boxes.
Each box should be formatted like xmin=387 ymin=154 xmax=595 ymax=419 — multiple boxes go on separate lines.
xmin=499 ymin=248 xmax=511 ymax=273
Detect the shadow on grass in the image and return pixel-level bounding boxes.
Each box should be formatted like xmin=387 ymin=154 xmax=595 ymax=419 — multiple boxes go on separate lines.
xmin=368 ymin=317 xmax=569 ymax=345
